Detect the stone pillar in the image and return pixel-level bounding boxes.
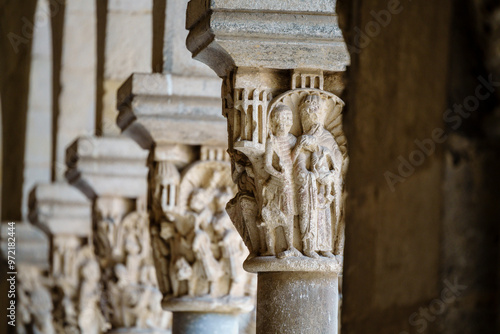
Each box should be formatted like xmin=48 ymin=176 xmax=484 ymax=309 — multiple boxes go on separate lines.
xmin=53 ymin=0 xmax=97 ymax=180
xmin=0 ymin=223 xmax=53 ymax=334
xmin=28 ymin=182 xmax=103 ymax=333
xmin=22 ymin=0 xmax=52 ymax=219
xmin=185 ymin=2 xmax=349 ymax=333
xmin=99 ymin=0 xmax=153 ymax=135
xmin=117 ymin=2 xmax=256 ymax=332
xmin=66 ymin=136 xmax=172 ymax=333
xmin=118 ymin=73 xmax=256 ymax=333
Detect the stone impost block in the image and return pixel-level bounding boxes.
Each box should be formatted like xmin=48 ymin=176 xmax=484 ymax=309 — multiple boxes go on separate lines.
xmin=65 ymin=136 xmax=149 ymax=199
xmin=28 ymin=182 xmax=92 ymax=237
xmin=186 ymin=0 xmax=349 ymax=77
xmin=0 ymin=222 xmax=50 ymax=269
xmin=117 ymin=73 xmax=226 ymax=149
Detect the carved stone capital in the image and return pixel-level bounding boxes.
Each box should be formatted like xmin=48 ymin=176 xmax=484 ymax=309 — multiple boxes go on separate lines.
xmin=65 ymin=136 xmax=170 ymax=332
xmin=218 ymin=69 xmax=348 ymax=273
xmin=92 ymin=196 xmax=171 ymax=331
xmin=150 ymin=145 xmax=255 ymax=314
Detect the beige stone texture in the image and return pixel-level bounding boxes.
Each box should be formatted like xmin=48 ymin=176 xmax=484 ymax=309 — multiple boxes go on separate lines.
xmin=22 ymin=0 xmax=52 ymax=220
xmin=66 ymin=136 xmax=148 ymax=199
xmin=55 ymin=0 xmax=97 ymax=180
xmin=28 ymin=182 xmax=92 ymax=236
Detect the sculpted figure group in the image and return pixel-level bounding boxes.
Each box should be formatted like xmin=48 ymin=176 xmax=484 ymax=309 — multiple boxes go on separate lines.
xmin=152 ymin=162 xmax=253 ymax=301
xmin=228 ymin=92 xmax=346 ymax=260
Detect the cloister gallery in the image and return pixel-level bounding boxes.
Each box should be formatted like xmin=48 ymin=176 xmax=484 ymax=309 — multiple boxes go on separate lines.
xmin=0 ymin=0 xmax=499 ymax=333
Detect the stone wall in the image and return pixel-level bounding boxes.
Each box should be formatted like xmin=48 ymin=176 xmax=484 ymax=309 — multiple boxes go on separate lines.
xmin=338 ymin=0 xmax=500 ymax=332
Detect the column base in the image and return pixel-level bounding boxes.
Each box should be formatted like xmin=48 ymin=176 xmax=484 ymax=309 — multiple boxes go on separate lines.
xmin=257 ymin=271 xmax=339 ymax=334
xmin=172 ymin=312 xmax=240 ymax=334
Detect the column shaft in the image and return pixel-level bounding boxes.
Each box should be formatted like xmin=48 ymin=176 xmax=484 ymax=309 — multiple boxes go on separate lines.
xmin=257 ymin=272 xmax=339 ymax=334
xmin=172 ymin=312 xmax=239 ymax=334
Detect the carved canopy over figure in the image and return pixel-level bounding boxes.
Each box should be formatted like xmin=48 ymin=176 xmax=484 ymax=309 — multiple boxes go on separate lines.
xmin=226 ymin=79 xmax=347 ymax=261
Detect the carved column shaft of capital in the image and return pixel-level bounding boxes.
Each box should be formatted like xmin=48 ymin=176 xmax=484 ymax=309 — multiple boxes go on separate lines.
xmin=65 ymin=136 xmax=171 ymax=333
xmin=186 ymin=2 xmax=349 ymax=332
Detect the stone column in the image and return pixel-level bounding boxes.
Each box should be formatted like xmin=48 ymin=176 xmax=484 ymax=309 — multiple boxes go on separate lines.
xmin=53 ymin=0 xmax=97 ymax=180
xmin=0 ymin=223 xmax=53 ymax=334
xmin=118 ymin=73 xmax=256 ymax=334
xmin=186 ymin=2 xmax=349 ymax=333
xmin=117 ymin=1 xmax=256 ymax=332
xmin=28 ymin=182 xmax=101 ymax=334
xmin=66 ymin=136 xmax=172 ymax=333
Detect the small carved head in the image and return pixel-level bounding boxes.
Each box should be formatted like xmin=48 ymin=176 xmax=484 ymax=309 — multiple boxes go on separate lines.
xmin=189 ymin=188 xmax=210 ymax=213
xmin=125 ymin=234 xmax=141 ymax=255
xmin=299 ymin=94 xmax=324 ymax=130
xmin=270 ymin=104 xmax=293 ymax=137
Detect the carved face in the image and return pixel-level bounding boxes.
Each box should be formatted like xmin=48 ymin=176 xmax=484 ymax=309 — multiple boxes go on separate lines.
xmin=189 ymin=189 xmax=208 ymax=213
xmin=300 ymin=95 xmax=324 ymax=131
xmin=271 ymin=105 xmax=293 ymax=137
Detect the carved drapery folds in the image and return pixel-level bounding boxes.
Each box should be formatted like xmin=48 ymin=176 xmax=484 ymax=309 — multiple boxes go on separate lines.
xmin=223 ymin=70 xmax=347 ymax=271
xmin=150 ymin=146 xmax=255 ymax=313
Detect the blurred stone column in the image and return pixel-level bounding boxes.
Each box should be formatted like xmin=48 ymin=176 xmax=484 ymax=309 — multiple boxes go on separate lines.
xmin=185 ymin=1 xmax=349 ymax=333
xmin=0 ymin=223 xmax=53 ymax=334
xmin=116 ymin=1 xmax=257 ymax=332
xmin=65 ymin=136 xmax=172 ymax=333
xmin=98 ymin=0 xmax=153 ymax=136
xmin=29 ymin=182 xmax=98 ymax=333
xmin=117 ymin=75 xmax=255 ymax=334
xmin=53 ymin=0 xmax=97 ymax=180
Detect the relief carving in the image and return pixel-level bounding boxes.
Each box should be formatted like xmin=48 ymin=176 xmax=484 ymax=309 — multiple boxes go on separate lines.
xmin=94 ymin=198 xmax=170 ymax=331
xmin=226 ymin=70 xmax=348 ymax=262
xmin=17 ymin=265 xmax=55 ymax=334
xmin=151 ymin=150 xmax=255 ymax=308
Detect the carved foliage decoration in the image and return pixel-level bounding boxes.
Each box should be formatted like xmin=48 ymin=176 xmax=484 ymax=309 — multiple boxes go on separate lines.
xmin=226 ymin=71 xmax=348 ymax=261
xmin=151 ymin=157 xmax=254 ymax=301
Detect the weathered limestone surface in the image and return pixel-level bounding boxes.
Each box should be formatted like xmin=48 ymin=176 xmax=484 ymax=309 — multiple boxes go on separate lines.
xmin=117 ymin=73 xmax=224 ymax=149
xmin=29 ymin=182 xmax=91 ymax=236
xmin=65 ymin=135 xmax=172 ymax=333
xmin=118 ymin=78 xmax=256 ymax=333
xmin=54 ymin=0 xmax=96 ymax=180
xmin=66 ymin=136 xmax=149 ymax=199
xmin=117 ymin=1 xmax=256 ymax=332
xmin=1 ymin=222 xmax=49 ymax=268
xmin=162 ymin=0 xmax=214 ymax=77
xmin=22 ymin=0 xmax=52 ymax=219
xmin=1 ymin=223 xmax=53 ymax=334
xmin=101 ymin=0 xmax=152 ymax=135
xmin=186 ymin=0 xmax=349 ymax=77
xmin=186 ymin=2 xmax=349 ymax=333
